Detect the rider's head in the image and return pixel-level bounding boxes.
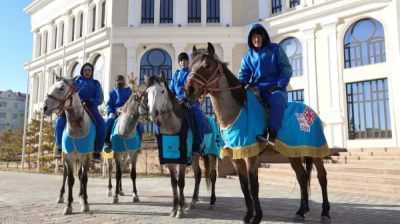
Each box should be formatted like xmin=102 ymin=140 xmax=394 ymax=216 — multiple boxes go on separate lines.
xmin=81 ymin=63 xmax=94 ymax=79
xmin=178 ymin=52 xmax=189 ymax=69
xmin=250 ymin=28 xmax=264 ymax=50
xmin=115 ymin=75 xmax=125 ymax=88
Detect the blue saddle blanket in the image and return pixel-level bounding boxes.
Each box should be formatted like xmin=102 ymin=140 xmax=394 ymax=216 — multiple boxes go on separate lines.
xmin=110 ymin=117 xmax=141 ymax=152
xmin=62 ymin=118 xmax=96 ymax=154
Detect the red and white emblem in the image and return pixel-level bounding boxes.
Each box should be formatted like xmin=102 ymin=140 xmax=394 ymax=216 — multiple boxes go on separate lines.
xmin=295 ymin=107 xmax=317 ymax=132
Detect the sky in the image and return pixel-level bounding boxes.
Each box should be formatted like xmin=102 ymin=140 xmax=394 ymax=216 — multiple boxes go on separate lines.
xmin=0 ymin=0 xmax=34 ymax=94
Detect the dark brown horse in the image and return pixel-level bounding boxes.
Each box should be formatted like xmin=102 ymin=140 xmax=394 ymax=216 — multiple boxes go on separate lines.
xmin=184 ymin=42 xmax=331 ymax=224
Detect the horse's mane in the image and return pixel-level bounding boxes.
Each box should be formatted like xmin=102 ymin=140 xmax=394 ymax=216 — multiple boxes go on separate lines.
xmin=190 ymin=53 xmax=246 ymax=107
xmin=121 ymin=92 xmax=136 ymax=114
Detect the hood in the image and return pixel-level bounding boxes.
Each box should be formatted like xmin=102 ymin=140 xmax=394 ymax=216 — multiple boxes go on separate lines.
xmin=247 ymin=23 xmax=271 ymax=50
xmin=80 ymin=63 xmax=94 ymax=79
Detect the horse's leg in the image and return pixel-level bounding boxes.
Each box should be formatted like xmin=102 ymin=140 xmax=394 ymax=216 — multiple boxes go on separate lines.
xmin=188 ymin=154 xmax=201 ymax=210
xmin=232 ymin=158 xmax=253 ymax=224
xmin=119 ymin=154 xmax=128 ymax=196
xmin=77 ymin=163 xmax=84 ymax=205
xmin=314 ymin=157 xmax=331 ymax=223
xmin=168 ymin=164 xmax=179 ymax=218
xmin=56 ymin=158 xmax=67 ymax=203
xmin=130 ymin=150 xmax=140 ymax=202
xmin=245 ymin=156 xmax=263 ymax=224
xmin=80 ymin=157 xmax=90 ymax=212
xmin=289 ymin=157 xmax=310 ymax=221
xmin=63 ymin=158 xmax=74 ymax=215
xmin=209 ymin=155 xmax=217 ymax=210
xmin=107 ymin=158 xmax=113 ymax=197
xmin=113 ymin=155 xmax=122 ymax=203
xmin=176 ymin=164 xmax=186 ymax=219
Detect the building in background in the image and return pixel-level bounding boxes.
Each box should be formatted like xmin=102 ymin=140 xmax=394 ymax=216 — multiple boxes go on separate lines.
xmin=0 ymin=90 xmax=29 ymax=133
xmin=23 ymin=0 xmax=400 ymax=149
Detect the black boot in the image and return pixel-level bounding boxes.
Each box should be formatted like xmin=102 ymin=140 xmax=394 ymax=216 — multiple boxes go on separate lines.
xmin=104 ymin=129 xmax=112 ymax=153
xmin=267 ymin=129 xmax=277 ymax=147
xmin=92 ymin=150 xmax=101 ymax=163
xmin=53 ymin=145 xmax=62 ymax=159
xmin=193 ymin=143 xmax=201 ymax=156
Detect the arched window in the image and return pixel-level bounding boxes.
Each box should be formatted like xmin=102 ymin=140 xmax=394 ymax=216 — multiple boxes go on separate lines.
xmin=79 ymin=13 xmax=83 ymax=38
xmin=92 ymin=6 xmax=96 ymax=32
xmin=71 ymin=62 xmax=81 ymax=78
xmin=101 ymin=1 xmax=106 ymax=28
xmin=53 ymin=26 xmax=58 ymax=49
xmin=280 ymin=37 xmax=303 ymax=77
xmin=37 ymin=34 xmax=42 ymax=57
xmin=344 ymin=18 xmax=386 ymax=69
xmin=43 ymin=31 xmax=48 ymax=54
xmin=93 ymin=54 xmax=105 ymax=85
xmin=71 ymin=17 xmax=75 ymax=42
xmin=60 ymin=23 xmax=65 ymax=47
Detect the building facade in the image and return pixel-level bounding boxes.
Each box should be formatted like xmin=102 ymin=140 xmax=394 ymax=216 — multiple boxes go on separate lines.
xmin=24 ymin=0 xmax=400 ymax=149
xmin=0 ymin=90 xmax=29 ymax=133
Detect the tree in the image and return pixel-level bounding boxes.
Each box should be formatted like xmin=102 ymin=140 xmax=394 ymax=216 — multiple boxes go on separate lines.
xmin=0 ymin=128 xmax=23 ymax=168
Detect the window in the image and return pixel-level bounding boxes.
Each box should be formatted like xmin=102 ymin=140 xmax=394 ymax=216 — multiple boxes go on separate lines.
xmin=290 ymin=0 xmax=300 ymax=8
xmin=61 ymin=23 xmax=64 ymax=46
xmin=93 ymin=55 xmax=105 ymax=86
xmin=160 ymin=0 xmax=173 ymax=23
xmin=54 ymin=27 xmax=58 ymax=49
xmin=188 ymin=0 xmax=201 ymax=23
xmin=92 ymin=6 xmax=97 ymax=32
xmin=12 ymin=124 xmax=17 ymax=130
xmin=344 ymin=18 xmax=386 ymax=69
xmin=79 ymin=13 xmax=83 ymax=38
xmin=207 ymin=0 xmax=220 ymax=23
xmin=71 ymin=17 xmax=75 ymax=41
xmin=13 ymin=114 xmax=17 ymax=119
xmin=44 ymin=32 xmax=48 ymax=53
xmin=202 ymin=97 xmax=216 ymax=119
xmin=0 ymin=124 xmax=5 ymax=130
xmin=0 ymin=113 xmax=5 ymax=118
xmin=0 ymin=102 xmax=7 ymax=107
xmin=280 ymin=37 xmax=303 ymax=77
xmin=37 ymin=34 xmax=42 ymax=57
xmin=347 ymin=79 xmax=391 ymax=139
xmin=71 ymin=63 xmax=81 ymax=78
xmin=141 ymin=0 xmax=154 ymax=23
xmin=101 ymin=1 xmax=106 ymax=28
xmin=288 ymin=90 xmax=304 ymax=102
xmin=14 ymin=103 xmax=18 ymax=109
xmin=272 ymin=0 xmax=282 ymax=13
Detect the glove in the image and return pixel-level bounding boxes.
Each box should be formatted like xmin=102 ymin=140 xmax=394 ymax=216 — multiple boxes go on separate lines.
xmin=108 ymin=113 xmax=115 ymax=119
xmin=269 ymin=87 xmax=283 ymax=94
xmin=82 ymin=100 xmax=90 ymax=106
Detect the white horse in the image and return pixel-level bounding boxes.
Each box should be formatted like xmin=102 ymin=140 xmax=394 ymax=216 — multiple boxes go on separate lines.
xmin=43 ymin=77 xmax=94 ymax=215
xmin=139 ymin=74 xmax=222 ymax=219
xmin=104 ymin=91 xmax=143 ymax=204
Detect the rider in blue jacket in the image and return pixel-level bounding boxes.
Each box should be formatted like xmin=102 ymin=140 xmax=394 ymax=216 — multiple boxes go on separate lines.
xmin=169 ymin=52 xmax=206 ymax=155
xmin=239 ymin=23 xmax=293 ymax=146
xmin=104 ymin=75 xmax=143 ymax=151
xmin=53 ymin=63 xmax=106 ymax=163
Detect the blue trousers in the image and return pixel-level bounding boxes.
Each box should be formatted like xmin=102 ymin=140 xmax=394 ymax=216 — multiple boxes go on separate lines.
xmin=260 ymin=90 xmax=287 ymax=132
xmin=55 ymin=109 xmax=106 ymax=151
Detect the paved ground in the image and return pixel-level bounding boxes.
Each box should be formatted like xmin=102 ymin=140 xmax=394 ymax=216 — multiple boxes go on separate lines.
xmin=0 ymin=172 xmax=399 ymax=224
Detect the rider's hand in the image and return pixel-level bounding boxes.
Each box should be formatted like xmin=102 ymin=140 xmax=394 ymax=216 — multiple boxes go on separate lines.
xmin=108 ymin=113 xmax=115 ymax=119
xmin=178 ymin=99 xmax=184 ymax=104
xmin=82 ymin=100 xmax=90 ymax=107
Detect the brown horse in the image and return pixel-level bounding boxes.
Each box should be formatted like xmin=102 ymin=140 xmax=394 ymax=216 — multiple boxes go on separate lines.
xmin=184 ymin=42 xmax=331 ymax=224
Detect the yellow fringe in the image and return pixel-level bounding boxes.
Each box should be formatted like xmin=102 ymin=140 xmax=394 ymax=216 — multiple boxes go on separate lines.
xmin=220 ymin=148 xmax=230 ymax=158
xmin=101 ymin=151 xmax=114 ymax=159
xmin=275 ymin=140 xmax=330 ymax=158
xmin=220 ymin=142 xmax=261 ymax=160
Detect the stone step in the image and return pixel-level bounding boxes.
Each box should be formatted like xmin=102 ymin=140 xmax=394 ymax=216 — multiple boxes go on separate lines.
xmin=347 ymin=148 xmax=400 ymax=153
xmin=331 ymin=156 xmax=400 ymax=161
xmin=331 ymin=159 xmax=400 ymax=166
xmin=263 ymin=163 xmax=400 ymax=175
xmin=339 ymin=152 xmax=400 ymax=156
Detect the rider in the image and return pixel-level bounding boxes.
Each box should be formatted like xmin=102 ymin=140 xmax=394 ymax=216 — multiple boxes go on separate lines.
xmin=104 ymin=75 xmax=143 ymax=152
xmin=169 ymin=52 xmax=206 ymax=155
xmin=53 ymin=63 xmax=106 ymax=163
xmin=238 ymin=23 xmax=293 ymax=146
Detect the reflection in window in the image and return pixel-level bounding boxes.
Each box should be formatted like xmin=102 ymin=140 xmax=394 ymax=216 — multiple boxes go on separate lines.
xmin=188 ymin=0 xmax=201 ymax=23
xmin=280 ymin=37 xmax=302 ymax=77
xmin=207 ymin=0 xmax=220 ymax=23
xmin=272 ymin=0 xmax=282 ymax=13
xmin=344 ymin=18 xmax=386 ymax=68
xmin=290 ymin=0 xmax=300 ymax=8
xmin=142 ymin=0 xmax=154 ymax=23
xmin=288 ymin=90 xmax=304 ymax=102
xmin=71 ymin=63 xmax=81 ymax=78
xmin=346 ymin=79 xmax=391 ymax=139
xmin=160 ymin=0 xmax=173 ymax=23
xmin=202 ymin=97 xmax=216 ymax=119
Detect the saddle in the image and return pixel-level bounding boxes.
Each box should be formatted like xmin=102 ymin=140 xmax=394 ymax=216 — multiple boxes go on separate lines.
xmin=180 ymin=102 xmax=212 ymax=139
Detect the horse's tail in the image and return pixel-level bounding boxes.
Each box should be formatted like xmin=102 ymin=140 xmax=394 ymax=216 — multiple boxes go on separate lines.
xmin=204 ymin=155 xmax=211 ymax=192
xmin=304 ymin=156 xmax=313 ymax=199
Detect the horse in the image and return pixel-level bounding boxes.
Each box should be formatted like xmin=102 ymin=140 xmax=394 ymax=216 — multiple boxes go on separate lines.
xmin=139 ymin=74 xmax=222 ymax=218
xmin=103 ymin=90 xmax=143 ymax=204
xmin=184 ymin=43 xmax=331 ymax=223
xmin=42 ymin=76 xmax=94 ymax=215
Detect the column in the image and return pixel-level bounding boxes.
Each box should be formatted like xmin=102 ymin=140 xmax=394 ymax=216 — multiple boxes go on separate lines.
xmin=96 ymin=1 xmax=102 ymax=30
xmin=128 ymin=0 xmax=135 ymax=27
xmin=302 ymin=0 xmax=309 ymax=7
xmin=282 ymin=0 xmax=288 ymax=13
xmin=154 ymin=0 xmax=160 ymax=26
xmin=28 ymin=75 xmax=34 ymax=122
xmin=182 ymin=0 xmax=188 ymax=27
xmin=201 ymin=0 xmax=207 ymax=27
xmin=302 ymin=26 xmax=318 ymax=111
xmin=82 ymin=2 xmax=89 ymax=35
xmin=125 ymin=44 xmax=139 ymax=83
xmin=221 ymin=43 xmax=235 ymax=70
xmin=173 ymin=43 xmax=187 ymax=72
xmin=259 ymin=0 xmax=268 ymax=20
xmin=135 ymin=0 xmax=141 ymax=27
xmin=174 ymin=0 xmax=183 ymax=27
xmin=322 ymin=20 xmax=344 ymax=148
xmin=222 ymin=0 xmax=232 ymax=27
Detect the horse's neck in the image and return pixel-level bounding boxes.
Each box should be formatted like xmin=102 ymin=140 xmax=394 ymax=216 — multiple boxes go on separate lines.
xmin=65 ymin=95 xmax=90 ymax=138
xmin=210 ymin=74 xmax=243 ymax=128
xmin=159 ymin=98 xmax=183 ymax=135
xmin=118 ymin=112 xmax=140 ymax=138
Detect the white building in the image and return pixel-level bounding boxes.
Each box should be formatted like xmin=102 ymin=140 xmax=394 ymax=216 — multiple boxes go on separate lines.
xmin=23 ymin=0 xmax=400 ymax=149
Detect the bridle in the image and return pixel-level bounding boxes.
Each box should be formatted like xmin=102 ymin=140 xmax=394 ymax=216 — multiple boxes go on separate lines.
xmin=187 ymin=55 xmax=242 ymax=105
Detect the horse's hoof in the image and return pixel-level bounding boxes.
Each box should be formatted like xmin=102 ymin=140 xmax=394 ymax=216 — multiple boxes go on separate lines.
xmin=79 ymin=198 xmax=84 ymax=205
xmin=81 ymin=203 xmax=90 ymax=212
xmin=107 ymin=190 xmax=112 ymax=197
xmin=209 ymin=204 xmax=215 ymax=210
xmin=320 ymin=216 xmax=331 ymax=223
xmin=133 ymin=195 xmax=140 ymax=203
xmin=293 ymin=214 xmax=305 ymax=221
xmin=119 ymin=191 xmax=125 ymax=196
xmin=62 ymin=207 xmax=72 ymax=215
xmin=170 ymin=210 xmax=177 ymax=218
xmin=187 ymin=202 xmax=196 ymax=210
xmin=113 ymin=197 xmax=118 ymax=204
xmin=56 ymin=197 xmax=64 ymax=204
xmin=175 ymin=210 xmax=185 ymax=219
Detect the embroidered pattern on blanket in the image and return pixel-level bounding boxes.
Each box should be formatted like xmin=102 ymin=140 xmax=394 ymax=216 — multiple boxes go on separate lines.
xmin=62 ymin=119 xmax=96 ymax=154
xmin=220 ymin=90 xmax=266 ymax=159
xmin=109 ymin=117 xmax=141 ymax=153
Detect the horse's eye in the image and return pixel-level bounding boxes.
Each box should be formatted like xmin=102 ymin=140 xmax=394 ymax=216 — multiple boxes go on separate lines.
xmin=59 ymin=88 xmax=64 ymax=91
xmin=162 ymin=90 xmax=165 ymax=94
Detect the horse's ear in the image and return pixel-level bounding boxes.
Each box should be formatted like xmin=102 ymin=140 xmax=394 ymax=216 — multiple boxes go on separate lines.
xmin=66 ymin=76 xmax=78 ymax=85
xmin=160 ymin=71 xmax=165 ymax=81
xmin=207 ymin=42 xmax=215 ymax=57
xmin=192 ymin=45 xmax=197 ymax=54
xmin=55 ymin=75 xmax=62 ymax=81
xmin=143 ymin=75 xmax=149 ymax=83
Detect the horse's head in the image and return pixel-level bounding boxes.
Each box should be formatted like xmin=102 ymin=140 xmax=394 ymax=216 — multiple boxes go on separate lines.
xmin=185 ymin=42 xmax=222 ymax=101
xmin=42 ymin=76 xmax=78 ymax=117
